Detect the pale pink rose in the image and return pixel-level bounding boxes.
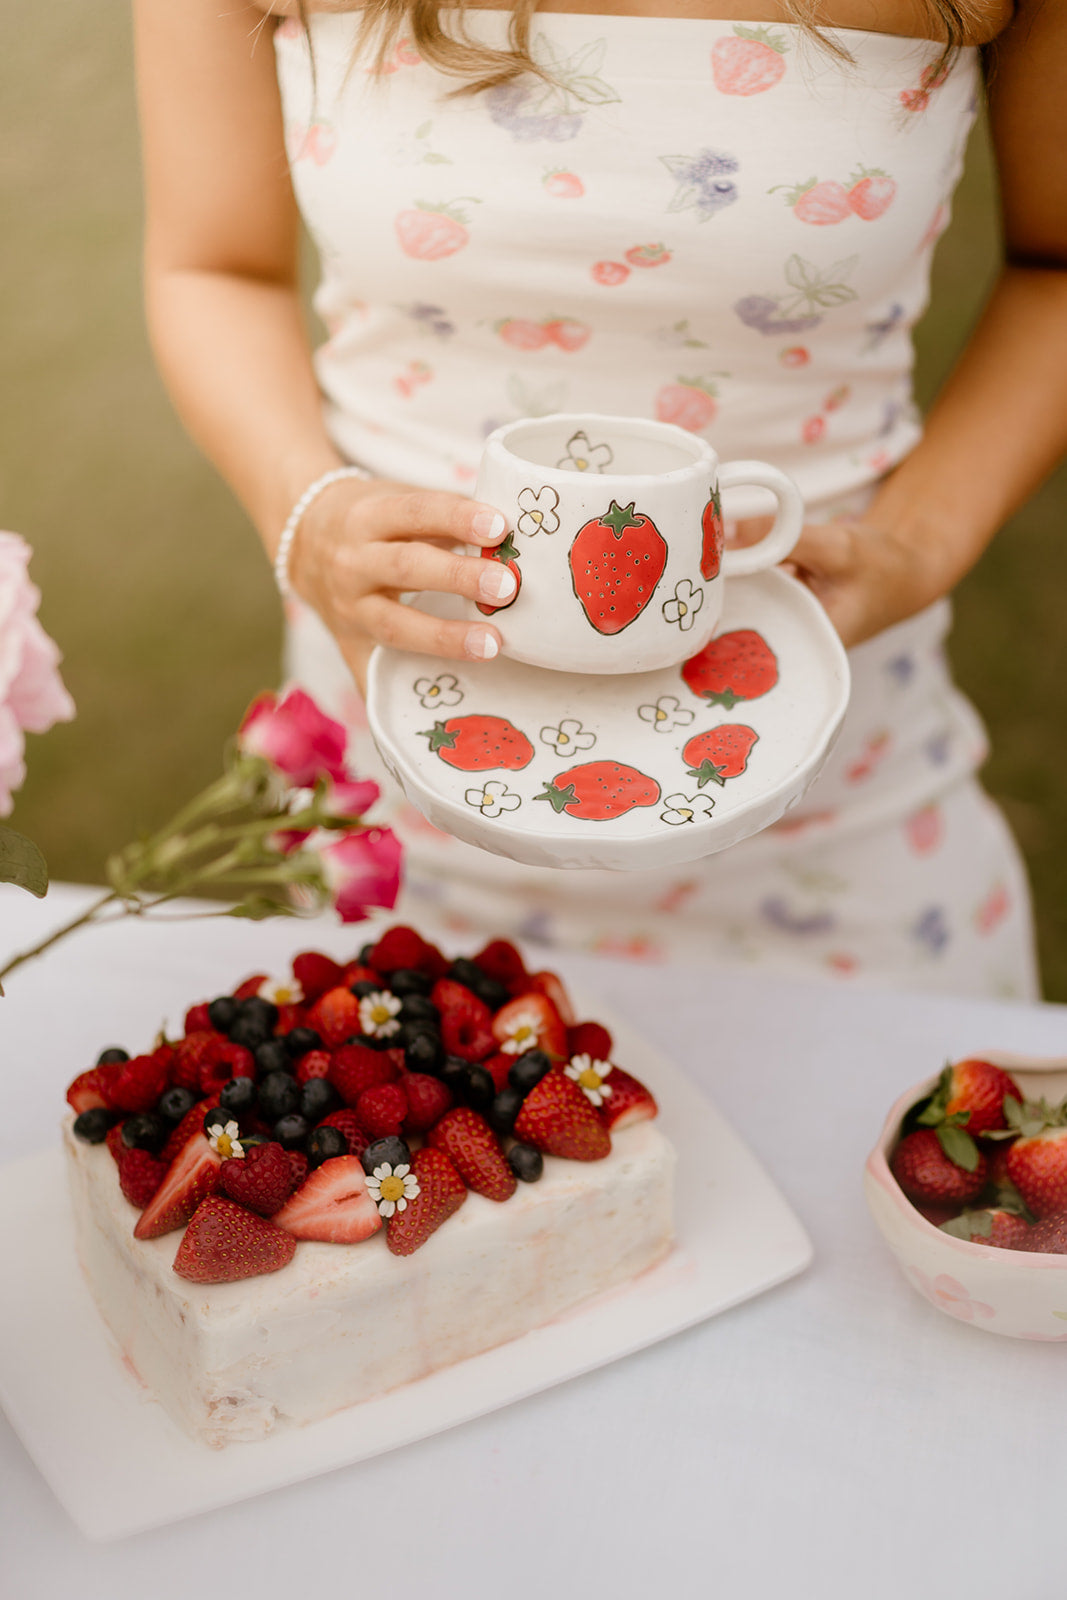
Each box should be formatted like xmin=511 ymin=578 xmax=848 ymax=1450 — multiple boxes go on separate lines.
xmin=320 ymin=827 xmax=402 ymax=923
xmin=0 ymin=533 xmax=75 ymax=816
xmin=239 ymin=688 xmax=348 ymax=788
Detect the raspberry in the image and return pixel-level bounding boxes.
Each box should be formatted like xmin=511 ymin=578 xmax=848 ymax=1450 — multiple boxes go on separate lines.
xmin=118 ymin=1148 xmax=166 ymax=1208
xmin=285 ymin=1150 xmax=308 ymax=1192
xmin=295 ymin=1049 xmax=333 ymax=1086
xmin=292 ymin=951 xmax=347 ymax=1003
xmin=357 ymin=1082 xmax=409 ymax=1140
xmin=106 ymin=1123 xmax=126 ymax=1164
xmin=109 ymin=1053 xmax=171 ymax=1114
xmin=317 ymin=1108 xmax=369 ymax=1158
xmin=66 ymin=1064 xmax=121 ymax=1114
xmin=306 ymin=986 xmax=362 ymax=1048
xmin=183 ymin=1002 xmax=212 ymax=1034
xmin=471 ymin=938 xmax=528 ymax=992
xmin=431 ymin=979 xmax=495 ymax=1061
xmin=330 ymin=1041 xmax=400 ymax=1106
xmin=219 ymin=1142 xmax=293 ymax=1217
xmin=567 ymin=1021 xmax=613 ymax=1061
xmin=402 ymin=1073 xmax=454 ymax=1134
xmin=343 ymin=962 xmax=381 ymax=987
xmin=369 ymin=925 xmax=447 ymax=979
xmin=174 ymin=1032 xmax=255 ymax=1097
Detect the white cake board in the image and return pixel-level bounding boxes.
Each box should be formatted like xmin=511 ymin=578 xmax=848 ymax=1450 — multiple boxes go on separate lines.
xmin=0 ymin=1008 xmax=811 ymax=1541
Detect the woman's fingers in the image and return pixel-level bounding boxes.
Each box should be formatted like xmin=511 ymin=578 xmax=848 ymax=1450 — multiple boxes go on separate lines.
xmin=354 ymin=487 xmax=509 ymax=548
xmin=356 ymin=594 xmax=503 ymax=662
xmin=361 ymin=539 xmax=518 ymax=606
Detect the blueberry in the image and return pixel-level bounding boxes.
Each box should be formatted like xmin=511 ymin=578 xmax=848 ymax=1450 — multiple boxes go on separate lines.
xmin=447 ymin=957 xmax=508 ymax=1010
xmin=388 ymin=967 xmax=432 ymax=998
xmin=300 ymin=1078 xmax=341 ymax=1121
xmin=158 ymin=1086 xmax=197 ymax=1123
xmin=96 ymin=1046 xmax=130 ymax=1066
xmin=219 ymin=1076 xmax=258 ymax=1116
xmin=257 ymin=1072 xmax=302 ymax=1121
xmin=360 ymin=1135 xmax=411 ymax=1176
xmin=120 ymin=1113 xmax=168 ymax=1154
xmin=229 ymin=1014 xmax=272 ymax=1051
xmin=254 ymin=1039 xmax=291 ymax=1076
xmin=352 ymin=1031 xmax=390 ymax=1052
xmin=508 ymin=1142 xmax=543 ymax=1183
xmin=307 ymin=1126 xmax=348 ymax=1168
xmin=358 ymin=942 xmax=376 ymax=964
xmin=404 ymin=1029 xmax=443 ymax=1074
xmin=463 ymin=1065 xmax=495 ymax=1113
xmin=398 ymin=994 xmax=440 ymax=1027
xmin=441 ymin=1056 xmax=472 ymax=1097
xmin=508 ymin=1050 xmax=552 ymax=1095
xmin=285 ymin=1027 xmax=323 ymax=1059
xmin=488 ymin=1086 xmax=524 ymax=1137
xmin=273 ymin=1113 xmax=310 ymax=1151
xmin=73 ymin=1107 xmax=113 ymax=1143
xmin=240 ymin=995 xmax=279 ymax=1032
xmin=207 ymin=996 xmax=239 ymax=1034
xmin=351 ymin=979 xmax=381 ymax=999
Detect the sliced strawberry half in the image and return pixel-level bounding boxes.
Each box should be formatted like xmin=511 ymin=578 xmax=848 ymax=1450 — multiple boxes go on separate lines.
xmin=492 ymin=992 xmax=567 ymax=1062
xmin=134 ymin=1133 xmax=223 ymax=1239
xmin=513 ymin=1069 xmax=611 ymax=1161
xmin=387 ymin=1147 xmax=467 ymax=1256
xmin=66 ymin=1064 xmax=120 ymax=1114
xmin=597 ymin=1065 xmax=658 ymax=1131
xmin=173 ymin=1196 xmax=296 ymax=1283
xmin=527 ymin=970 xmax=576 ymax=1027
xmin=273 ymin=1155 xmax=383 ymax=1243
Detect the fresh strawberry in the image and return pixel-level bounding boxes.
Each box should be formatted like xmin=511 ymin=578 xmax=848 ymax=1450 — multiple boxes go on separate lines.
xmin=219 ymin=1141 xmax=293 ymax=1217
xmin=526 ymin=970 xmax=576 ymax=1027
xmin=183 ymin=1002 xmax=212 ymax=1034
xmin=330 ymin=1040 xmax=400 ymax=1105
xmin=939 ymin=1208 xmax=1033 ymax=1249
xmin=428 ymin=1108 xmax=516 ymax=1201
xmin=386 ymin=1147 xmax=467 ymax=1256
xmin=914 ymin=1201 xmax=958 ymax=1228
xmin=513 ymin=1069 xmax=612 ymax=1161
xmin=492 ymin=992 xmax=568 ymax=1062
xmin=292 ymin=950 xmax=347 ymax=1003
xmin=233 ymin=973 xmax=269 ymax=1001
xmin=66 ymin=1064 xmax=120 ymax=1114
xmin=431 ymin=978 xmax=495 ymax=1061
xmin=356 ymin=1081 xmax=409 ymax=1140
xmin=134 ymin=1133 xmax=223 ymax=1239
xmin=275 ymin=1003 xmax=306 ymax=1035
xmin=343 ymin=961 xmax=382 ymax=987
xmin=369 ymin=924 xmax=448 ymax=979
xmin=1005 ymin=1117 xmax=1067 ymax=1219
xmin=916 ymin=1059 xmax=1022 ymax=1153
xmin=471 ymin=938 xmax=528 ymax=992
xmin=307 ymin=985 xmax=363 ymax=1048
xmin=1018 ymin=1214 xmax=1067 ymax=1254
xmin=567 ymin=1021 xmax=613 ymax=1061
xmin=109 ymin=1052 xmax=172 ymax=1114
xmin=294 ymin=1048 xmax=333 ymax=1086
xmin=890 ymin=1128 xmax=987 ymax=1206
xmin=173 ymin=1032 xmax=255 ymax=1098
xmin=106 ymin=1123 xmax=126 ymax=1164
xmin=484 ymin=1052 xmax=514 ymax=1092
xmin=535 ymin=760 xmax=660 ymax=822
xmin=596 ymin=1065 xmax=657 ymax=1131
xmin=682 ymin=629 xmax=779 ymax=709
xmin=316 ymin=1108 xmax=369 ymax=1158
xmin=273 ymin=1155 xmax=383 ymax=1243
xmin=286 ymin=1150 xmax=309 ymax=1191
xmin=118 ymin=1148 xmax=166 ymax=1208
xmin=173 ymin=1196 xmax=297 ymax=1283
xmin=160 ymin=1094 xmax=219 ymax=1167
xmin=402 ymin=1072 xmax=454 ymax=1134
xmin=418 ymin=714 xmax=535 ymax=773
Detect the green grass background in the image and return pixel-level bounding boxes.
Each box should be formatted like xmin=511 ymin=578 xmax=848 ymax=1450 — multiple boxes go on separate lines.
xmin=3 ymin=8 xmax=1065 ymax=993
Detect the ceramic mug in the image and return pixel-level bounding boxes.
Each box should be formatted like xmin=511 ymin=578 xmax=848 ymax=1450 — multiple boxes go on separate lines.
xmin=469 ymin=412 xmax=804 ymax=674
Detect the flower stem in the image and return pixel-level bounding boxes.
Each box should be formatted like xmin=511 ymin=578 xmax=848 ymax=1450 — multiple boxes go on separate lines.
xmin=0 ymin=888 xmax=120 ymax=984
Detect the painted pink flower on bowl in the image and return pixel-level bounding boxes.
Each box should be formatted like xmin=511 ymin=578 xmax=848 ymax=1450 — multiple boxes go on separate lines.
xmin=0 ymin=532 xmax=75 ymax=816
xmin=910 ymin=1267 xmax=996 ymax=1324
xmin=239 ymin=688 xmax=348 ymax=788
xmin=319 ymin=827 xmax=403 ymax=922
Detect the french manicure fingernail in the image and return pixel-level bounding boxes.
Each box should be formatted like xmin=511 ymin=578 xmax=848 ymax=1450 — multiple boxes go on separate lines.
xmin=480 ymin=565 xmax=517 ymax=602
xmin=471 ymin=510 xmax=506 ymax=541
xmin=466 ymin=627 xmax=499 ymax=660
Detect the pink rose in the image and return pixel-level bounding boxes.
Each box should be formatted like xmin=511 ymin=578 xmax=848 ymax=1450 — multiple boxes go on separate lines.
xmin=320 ymin=827 xmax=402 ymax=923
xmin=0 ymin=533 xmax=75 ymax=816
xmin=273 ymin=775 xmax=382 ymax=855
xmin=239 ymin=688 xmax=348 ymax=788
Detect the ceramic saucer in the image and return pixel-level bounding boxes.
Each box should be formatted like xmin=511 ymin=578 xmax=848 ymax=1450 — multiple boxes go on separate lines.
xmin=366 ymin=569 xmax=850 ymax=871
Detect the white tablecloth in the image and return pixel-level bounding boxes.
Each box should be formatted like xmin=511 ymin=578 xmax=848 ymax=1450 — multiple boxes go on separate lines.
xmin=1 ymin=884 xmax=1064 ymax=1596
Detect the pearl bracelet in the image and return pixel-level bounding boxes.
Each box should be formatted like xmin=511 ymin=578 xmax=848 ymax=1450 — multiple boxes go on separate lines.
xmin=273 ymin=465 xmax=370 ymax=602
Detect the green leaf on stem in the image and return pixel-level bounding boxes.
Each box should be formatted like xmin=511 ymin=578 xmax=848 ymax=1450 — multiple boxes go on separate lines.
xmin=0 ymin=826 xmax=48 ymax=898
xmin=227 ymin=897 xmax=298 ymax=921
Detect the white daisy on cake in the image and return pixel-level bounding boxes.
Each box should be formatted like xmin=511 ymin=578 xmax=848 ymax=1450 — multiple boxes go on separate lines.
xmin=366 ymin=1162 xmax=421 ymax=1218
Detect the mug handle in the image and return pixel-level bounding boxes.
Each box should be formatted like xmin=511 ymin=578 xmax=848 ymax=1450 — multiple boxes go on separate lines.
xmin=717 ymin=461 xmax=804 ymax=578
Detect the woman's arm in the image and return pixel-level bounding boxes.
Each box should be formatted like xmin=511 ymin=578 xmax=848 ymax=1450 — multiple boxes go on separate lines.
xmin=783 ymin=0 xmax=1067 ymax=646
xmin=133 ymin=0 xmax=512 ymax=685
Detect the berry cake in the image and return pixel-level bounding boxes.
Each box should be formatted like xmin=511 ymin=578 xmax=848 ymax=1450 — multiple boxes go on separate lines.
xmin=63 ymin=926 xmax=676 ymax=1448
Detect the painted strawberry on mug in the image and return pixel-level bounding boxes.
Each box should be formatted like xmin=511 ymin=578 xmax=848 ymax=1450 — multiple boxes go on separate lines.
xmin=535 ymin=760 xmax=661 ymax=820
xmin=682 ymin=724 xmax=759 ymax=787
xmin=569 ymin=500 xmax=667 ymax=634
xmin=418 ymin=714 xmax=534 ymax=771
xmin=395 ymin=198 xmax=480 ymax=261
xmin=476 ymin=532 xmax=522 ymax=616
xmin=711 ymin=25 xmax=789 ymax=95
xmin=682 ymin=629 xmax=779 ymax=708
xmin=700 ymin=485 xmax=724 ymax=580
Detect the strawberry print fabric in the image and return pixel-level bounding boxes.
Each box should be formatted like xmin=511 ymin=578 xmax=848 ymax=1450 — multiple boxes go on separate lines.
xmin=275 ymin=14 xmax=1038 ymax=999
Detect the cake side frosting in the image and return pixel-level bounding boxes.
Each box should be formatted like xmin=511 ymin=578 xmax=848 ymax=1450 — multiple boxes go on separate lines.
xmin=64 ymin=1115 xmax=676 ymax=1448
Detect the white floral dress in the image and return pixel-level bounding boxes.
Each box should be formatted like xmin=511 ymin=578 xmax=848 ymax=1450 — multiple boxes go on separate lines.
xmin=275 ymin=11 xmax=1039 ymax=999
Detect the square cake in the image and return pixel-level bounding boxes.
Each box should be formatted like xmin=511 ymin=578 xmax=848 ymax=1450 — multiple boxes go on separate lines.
xmin=63 ymin=926 xmax=676 ymax=1448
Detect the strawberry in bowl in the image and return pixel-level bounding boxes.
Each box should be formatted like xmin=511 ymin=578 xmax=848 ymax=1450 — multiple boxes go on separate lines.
xmin=865 ymin=1052 xmax=1067 ymax=1339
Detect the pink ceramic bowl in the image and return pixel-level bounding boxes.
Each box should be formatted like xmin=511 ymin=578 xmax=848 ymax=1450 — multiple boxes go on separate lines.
xmin=864 ymin=1051 xmax=1067 ymax=1340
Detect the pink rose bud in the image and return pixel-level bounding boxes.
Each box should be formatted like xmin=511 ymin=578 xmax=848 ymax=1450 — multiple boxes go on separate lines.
xmin=0 ymin=533 xmax=75 ymax=816
xmin=238 ymin=687 xmax=348 ymax=788
xmin=320 ymin=827 xmax=402 ymax=923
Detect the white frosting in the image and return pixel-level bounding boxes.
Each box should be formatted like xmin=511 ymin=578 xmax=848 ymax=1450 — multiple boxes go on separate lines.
xmin=64 ymin=1118 xmax=675 ymax=1448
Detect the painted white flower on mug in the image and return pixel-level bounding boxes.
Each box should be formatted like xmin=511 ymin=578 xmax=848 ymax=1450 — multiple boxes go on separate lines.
xmin=662 ymin=579 xmax=704 ymax=631
xmin=661 ymin=791 xmax=715 ymax=826
xmin=465 ymin=780 xmax=522 ymax=818
xmin=557 ymin=430 xmax=614 ymax=473
xmin=516 ymin=485 xmax=561 ymax=536
xmin=638 ymin=695 xmax=694 ymax=735
xmin=413 ymin=673 xmax=463 ymax=710
xmin=540 ymin=718 xmax=596 ymax=757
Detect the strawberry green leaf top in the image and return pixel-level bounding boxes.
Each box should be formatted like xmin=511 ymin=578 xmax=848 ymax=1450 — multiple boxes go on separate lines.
xmin=600 ymin=500 xmax=646 ymax=538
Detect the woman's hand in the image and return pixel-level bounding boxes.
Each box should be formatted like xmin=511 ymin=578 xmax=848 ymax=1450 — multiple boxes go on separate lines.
xmin=289 ymin=475 xmax=516 ymax=690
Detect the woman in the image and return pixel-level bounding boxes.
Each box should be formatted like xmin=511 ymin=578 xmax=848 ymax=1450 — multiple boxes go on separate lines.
xmin=132 ymin=0 xmax=1067 ymax=994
